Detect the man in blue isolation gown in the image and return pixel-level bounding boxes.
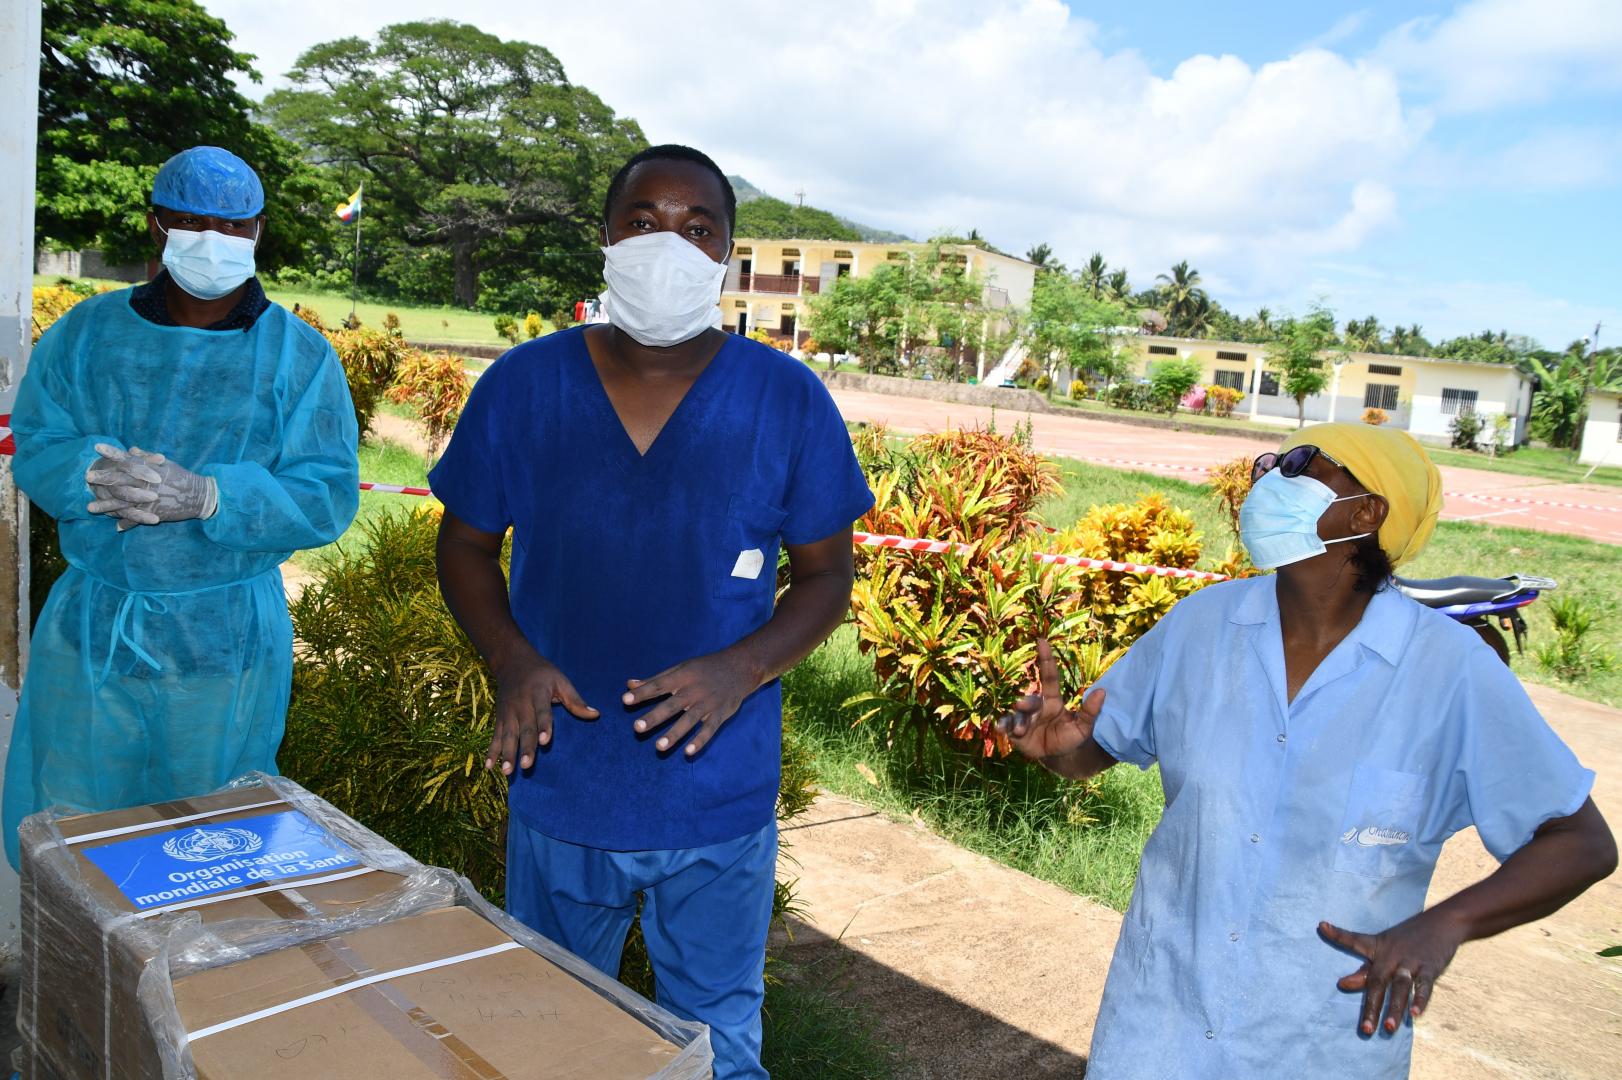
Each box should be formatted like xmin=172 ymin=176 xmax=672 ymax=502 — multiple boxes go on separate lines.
xmin=4 ymin=146 xmax=358 ymax=866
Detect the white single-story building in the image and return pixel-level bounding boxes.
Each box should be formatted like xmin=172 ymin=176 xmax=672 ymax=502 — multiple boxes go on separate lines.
xmin=1577 ymin=388 xmax=1622 ymax=468
xmin=1083 ymin=335 xmax=1538 ymax=446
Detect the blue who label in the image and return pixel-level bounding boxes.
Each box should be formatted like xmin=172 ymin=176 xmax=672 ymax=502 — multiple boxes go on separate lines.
xmin=81 ymin=810 xmax=361 ymax=911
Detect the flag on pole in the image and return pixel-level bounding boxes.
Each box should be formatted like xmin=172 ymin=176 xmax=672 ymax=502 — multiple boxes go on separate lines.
xmin=335 ymin=186 xmax=363 ymax=222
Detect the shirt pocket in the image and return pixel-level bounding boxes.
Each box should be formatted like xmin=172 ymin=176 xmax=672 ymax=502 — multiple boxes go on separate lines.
xmin=1334 ymin=764 xmax=1428 ymax=879
xmin=714 ymin=494 xmax=787 ymax=600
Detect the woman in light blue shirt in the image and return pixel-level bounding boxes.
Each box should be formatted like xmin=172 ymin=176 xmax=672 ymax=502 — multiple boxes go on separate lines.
xmin=1004 ymin=423 xmax=1615 ymax=1079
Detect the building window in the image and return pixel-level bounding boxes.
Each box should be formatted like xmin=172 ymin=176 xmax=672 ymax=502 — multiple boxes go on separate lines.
xmin=1364 ymin=383 xmax=1400 ymax=410
xmin=887 ymin=251 xmax=907 ymax=260
xmin=1257 ymin=372 xmax=1280 ymax=397
xmin=836 ymin=263 xmax=851 ymax=276
xmin=1148 ymin=345 xmax=1177 ymax=356
xmin=736 ymin=246 xmax=753 ymax=256
xmin=1216 ymin=350 xmax=1247 ymax=362
xmin=734 ymin=300 xmax=747 ymax=309
xmin=1441 ymin=388 xmax=1478 ymax=415
xmin=1368 ymin=363 xmax=1403 ymax=376
xmin=781 ymin=247 xmax=801 ymax=257
xmin=833 ymin=249 xmax=853 ymax=259
xmin=1213 ymin=370 xmax=1246 ymax=391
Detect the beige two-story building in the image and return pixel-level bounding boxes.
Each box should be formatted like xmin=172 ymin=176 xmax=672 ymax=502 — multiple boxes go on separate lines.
xmin=720 ymin=238 xmax=1037 ymax=348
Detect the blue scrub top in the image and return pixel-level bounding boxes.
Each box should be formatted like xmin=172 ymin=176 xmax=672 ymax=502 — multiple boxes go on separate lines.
xmin=429 ymin=328 xmax=873 ymax=851
xmin=1086 ymin=576 xmax=1594 ymax=1079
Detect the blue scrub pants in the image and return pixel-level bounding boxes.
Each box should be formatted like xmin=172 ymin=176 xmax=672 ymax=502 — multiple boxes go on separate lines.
xmin=506 ymin=816 xmax=777 ymax=1080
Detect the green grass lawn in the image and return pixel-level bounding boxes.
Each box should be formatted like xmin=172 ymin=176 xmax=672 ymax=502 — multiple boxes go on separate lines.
xmin=260 ymin=285 xmax=518 ymax=346
xmin=785 ymin=623 xmax=1165 ymax=913
xmin=294 ymin=436 xmax=438 ymax=571
xmin=1423 ymin=443 xmax=1622 ymax=486
xmin=34 ymin=274 xmax=520 ymax=348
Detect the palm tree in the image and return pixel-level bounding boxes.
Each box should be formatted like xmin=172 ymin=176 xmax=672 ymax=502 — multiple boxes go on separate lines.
xmin=1252 ymin=307 xmax=1273 ymax=340
xmin=1184 ymin=293 xmax=1214 ymax=337
xmin=1026 ymin=242 xmax=1056 ymax=268
xmin=1154 ymin=261 xmax=1207 ymax=336
xmin=1105 ymin=269 xmax=1131 ymax=303
xmin=1080 ymin=253 xmax=1108 ymax=299
xmin=1344 ymin=315 xmax=1383 ymax=353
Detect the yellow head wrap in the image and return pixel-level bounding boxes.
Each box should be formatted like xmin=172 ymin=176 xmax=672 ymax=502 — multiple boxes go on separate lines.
xmin=1279 ymin=423 xmax=1442 ymax=567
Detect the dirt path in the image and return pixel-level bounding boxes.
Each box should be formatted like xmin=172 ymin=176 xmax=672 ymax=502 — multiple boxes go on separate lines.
xmin=824 ymin=387 xmax=1622 ymax=545
xmin=367 ymin=411 xmax=434 ymax=457
xmin=776 ymin=683 xmax=1622 ymax=1078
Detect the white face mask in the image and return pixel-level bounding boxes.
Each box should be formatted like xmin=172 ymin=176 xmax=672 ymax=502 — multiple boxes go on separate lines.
xmin=1239 ymin=469 xmax=1373 ymax=570
xmin=158 ymin=223 xmax=258 ymax=300
xmin=599 ymin=231 xmax=727 ymax=347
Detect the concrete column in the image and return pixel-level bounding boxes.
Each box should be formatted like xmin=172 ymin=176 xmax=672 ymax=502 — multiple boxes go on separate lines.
xmin=1249 ymin=351 xmax=1264 ymax=420
xmin=0 ymin=0 xmax=43 ymax=960
xmin=1326 ymin=360 xmax=1345 ymax=423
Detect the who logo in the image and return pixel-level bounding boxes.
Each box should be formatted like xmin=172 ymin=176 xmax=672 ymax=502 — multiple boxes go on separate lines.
xmin=161 ymin=827 xmax=265 ymax=863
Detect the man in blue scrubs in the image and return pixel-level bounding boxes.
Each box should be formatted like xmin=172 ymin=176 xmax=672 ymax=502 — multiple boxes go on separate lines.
xmin=430 ymin=145 xmax=872 ymax=1078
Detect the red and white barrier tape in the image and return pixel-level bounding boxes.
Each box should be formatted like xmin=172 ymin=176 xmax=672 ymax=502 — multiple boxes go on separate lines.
xmin=853 ymin=530 xmax=1227 ymax=581
xmin=360 ymin=482 xmax=434 ymax=497
xmin=1444 ymin=489 xmax=1620 ymax=515
xmin=0 ymin=414 xmax=13 ymax=457
xmin=1030 ymin=552 xmax=1229 ymax=582
xmin=852 ymin=531 xmax=969 ymax=555
xmin=1078 ymin=455 xmax=1211 ymax=474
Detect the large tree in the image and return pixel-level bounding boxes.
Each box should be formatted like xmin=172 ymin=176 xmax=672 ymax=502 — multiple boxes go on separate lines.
xmin=806 ymin=244 xmax=990 ymax=376
xmin=35 ymin=0 xmax=328 ymax=270
xmin=736 ymin=196 xmax=860 ymax=241
xmin=1027 ymin=270 xmax=1128 ymax=394
xmin=1271 ymin=305 xmax=1341 ymax=428
xmin=265 ymin=20 xmax=644 ymax=309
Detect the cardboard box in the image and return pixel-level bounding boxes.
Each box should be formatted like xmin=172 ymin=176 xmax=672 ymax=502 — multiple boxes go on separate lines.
xmin=19 ymin=775 xmax=452 ymax=1080
xmin=164 ymin=905 xmax=710 ymax=1079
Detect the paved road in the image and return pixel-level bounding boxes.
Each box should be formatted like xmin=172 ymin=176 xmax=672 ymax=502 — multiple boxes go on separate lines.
xmin=826 ymin=388 xmax=1622 ymax=545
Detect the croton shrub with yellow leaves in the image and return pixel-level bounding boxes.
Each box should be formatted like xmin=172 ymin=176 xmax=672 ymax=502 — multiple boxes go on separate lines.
xmin=845 ymin=426 xmax=1231 ymax=766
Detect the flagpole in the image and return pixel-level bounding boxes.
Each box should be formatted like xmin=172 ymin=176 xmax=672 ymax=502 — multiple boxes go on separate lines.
xmin=349 ymin=182 xmax=362 ymax=323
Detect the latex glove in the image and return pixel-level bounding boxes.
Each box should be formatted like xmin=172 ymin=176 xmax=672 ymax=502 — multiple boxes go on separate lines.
xmin=86 ymin=445 xmax=162 ymax=530
xmin=85 ymin=445 xmax=217 ymax=528
xmin=115 ymin=447 xmax=218 ymax=525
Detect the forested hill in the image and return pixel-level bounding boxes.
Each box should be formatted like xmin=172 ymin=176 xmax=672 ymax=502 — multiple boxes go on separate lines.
xmin=728 ymin=175 xmax=910 ymax=242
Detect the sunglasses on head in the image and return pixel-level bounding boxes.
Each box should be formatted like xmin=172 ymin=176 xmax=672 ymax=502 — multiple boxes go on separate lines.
xmin=1249 ymin=444 xmax=1351 ymax=485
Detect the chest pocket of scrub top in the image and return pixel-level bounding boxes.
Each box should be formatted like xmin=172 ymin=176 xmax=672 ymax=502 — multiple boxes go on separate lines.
xmin=715 ymin=494 xmax=788 ymax=600
xmin=1334 ymin=763 xmax=1428 ymax=879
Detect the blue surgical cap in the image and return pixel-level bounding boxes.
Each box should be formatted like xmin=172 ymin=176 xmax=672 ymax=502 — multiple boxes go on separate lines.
xmin=151 ymin=146 xmax=265 ymax=219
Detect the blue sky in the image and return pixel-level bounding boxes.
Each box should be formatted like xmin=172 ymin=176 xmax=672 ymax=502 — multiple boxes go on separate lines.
xmin=207 ymin=0 xmax=1621 ymax=350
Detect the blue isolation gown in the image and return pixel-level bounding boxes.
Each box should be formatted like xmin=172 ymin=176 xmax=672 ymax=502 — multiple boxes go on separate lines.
xmin=3 ymin=290 xmax=358 ymax=866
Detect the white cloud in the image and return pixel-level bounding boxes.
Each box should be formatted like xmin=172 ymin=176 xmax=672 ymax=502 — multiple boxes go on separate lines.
xmin=1376 ymin=0 xmax=1622 ymax=113
xmin=1301 ymin=10 xmax=1370 ymax=52
xmin=206 ymin=0 xmax=1422 ymax=296
xmin=197 ymin=0 xmax=1616 ymax=344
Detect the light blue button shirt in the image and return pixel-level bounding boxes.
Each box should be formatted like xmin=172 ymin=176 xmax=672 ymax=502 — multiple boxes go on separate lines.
xmin=1086 ymin=576 xmax=1593 ymax=1079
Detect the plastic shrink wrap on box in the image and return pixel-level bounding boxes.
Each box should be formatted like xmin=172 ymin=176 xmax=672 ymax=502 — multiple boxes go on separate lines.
xmin=138 ymin=878 xmax=714 ymax=1079
xmin=17 ymin=772 xmax=457 ymax=1080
